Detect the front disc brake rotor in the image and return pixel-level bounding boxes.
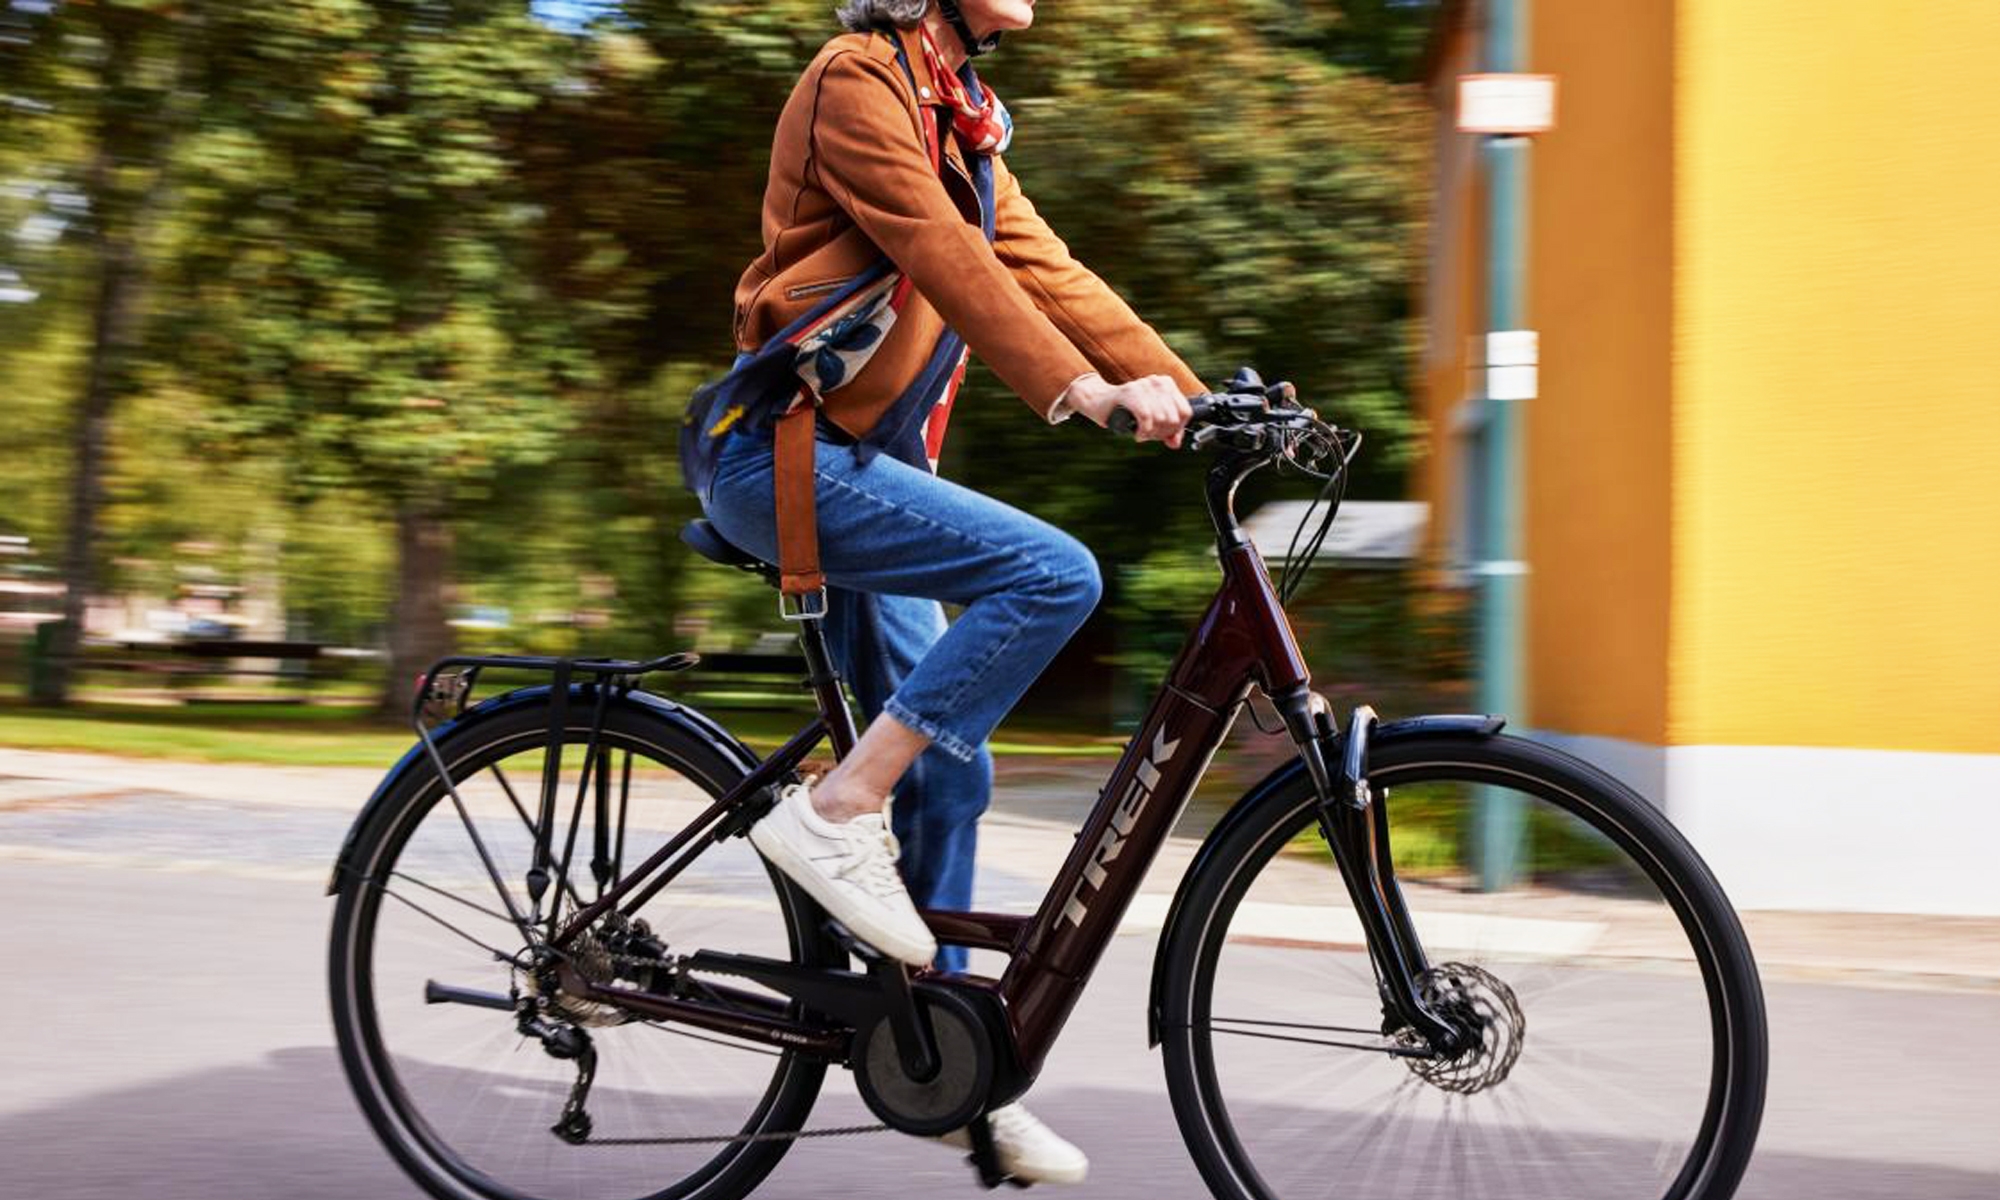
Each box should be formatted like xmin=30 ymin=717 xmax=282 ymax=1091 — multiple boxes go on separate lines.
xmin=1402 ymin=961 xmax=1526 ymax=1094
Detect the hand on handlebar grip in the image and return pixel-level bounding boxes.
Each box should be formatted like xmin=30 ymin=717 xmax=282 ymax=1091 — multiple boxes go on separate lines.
xmin=1072 ymin=372 xmax=1191 ymax=447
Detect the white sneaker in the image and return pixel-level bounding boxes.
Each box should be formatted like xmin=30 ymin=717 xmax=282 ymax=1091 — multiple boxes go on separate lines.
xmin=941 ymin=1103 xmax=1090 ymax=1185
xmin=748 ymin=782 xmax=937 ymax=967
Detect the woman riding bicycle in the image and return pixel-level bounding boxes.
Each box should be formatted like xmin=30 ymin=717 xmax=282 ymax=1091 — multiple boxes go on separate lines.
xmin=682 ymin=0 xmax=1202 ymax=1180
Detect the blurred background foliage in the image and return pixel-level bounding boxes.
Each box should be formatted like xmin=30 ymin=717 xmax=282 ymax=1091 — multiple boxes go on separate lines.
xmin=0 ymin=0 xmax=1444 ymax=717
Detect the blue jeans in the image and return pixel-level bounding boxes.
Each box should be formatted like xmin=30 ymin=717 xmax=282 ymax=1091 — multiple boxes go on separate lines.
xmin=702 ymin=429 xmax=1102 ymax=971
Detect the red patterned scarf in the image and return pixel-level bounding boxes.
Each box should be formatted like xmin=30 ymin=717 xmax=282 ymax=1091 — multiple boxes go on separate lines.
xmin=917 ymin=23 xmax=1013 ymax=155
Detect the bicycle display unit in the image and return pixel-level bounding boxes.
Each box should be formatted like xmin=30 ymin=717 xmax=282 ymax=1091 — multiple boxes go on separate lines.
xmin=327 ymin=370 xmax=1768 ymax=1200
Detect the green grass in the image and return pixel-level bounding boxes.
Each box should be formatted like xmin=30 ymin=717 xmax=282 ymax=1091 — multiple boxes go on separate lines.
xmin=0 ymin=693 xmax=1126 ymax=767
xmin=1286 ymin=782 xmax=1625 ymax=880
xmin=0 ymin=702 xmax=422 ymax=767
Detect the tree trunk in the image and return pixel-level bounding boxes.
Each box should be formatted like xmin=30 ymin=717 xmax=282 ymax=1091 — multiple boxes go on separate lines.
xmin=33 ymin=7 xmax=192 ymax=705
xmin=33 ymin=223 xmax=137 ymax=703
xmin=380 ymin=498 xmax=455 ymax=716
xmin=36 ymin=29 xmax=148 ymax=704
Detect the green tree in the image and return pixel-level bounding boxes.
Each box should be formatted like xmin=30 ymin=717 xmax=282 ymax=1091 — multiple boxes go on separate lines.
xmin=510 ymin=3 xmax=838 ymax=654
xmin=524 ymin=0 xmax=1428 ymax=632
xmin=3 ymin=0 xmax=199 ymax=703
xmin=155 ymin=1 xmax=584 ymax=711
xmin=944 ymin=0 xmax=1429 ymax=563
xmin=1284 ymin=0 xmax=1444 ymax=84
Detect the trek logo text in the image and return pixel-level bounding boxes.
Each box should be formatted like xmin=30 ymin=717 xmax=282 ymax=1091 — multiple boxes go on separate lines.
xmin=1061 ymin=726 xmax=1181 ymax=927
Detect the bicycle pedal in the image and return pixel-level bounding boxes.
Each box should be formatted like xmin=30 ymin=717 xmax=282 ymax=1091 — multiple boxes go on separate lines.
xmin=961 ymin=1154 xmax=1029 ymax=1190
xmin=965 ymin=1115 xmax=1020 ymax=1191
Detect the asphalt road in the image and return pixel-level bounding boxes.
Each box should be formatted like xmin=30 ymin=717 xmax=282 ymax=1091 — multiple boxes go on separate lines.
xmin=5 ymin=776 xmax=1999 ymax=1200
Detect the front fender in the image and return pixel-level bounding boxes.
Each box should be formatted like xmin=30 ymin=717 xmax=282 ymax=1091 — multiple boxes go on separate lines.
xmin=1145 ymin=713 xmax=1505 ymax=1045
xmin=326 ymin=685 xmax=758 ymax=895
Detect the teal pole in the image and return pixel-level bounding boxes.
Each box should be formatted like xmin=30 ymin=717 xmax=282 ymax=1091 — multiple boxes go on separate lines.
xmin=1476 ymin=0 xmax=1529 ymax=891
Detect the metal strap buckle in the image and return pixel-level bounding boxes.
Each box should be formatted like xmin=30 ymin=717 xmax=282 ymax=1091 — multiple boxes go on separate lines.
xmin=779 ymin=588 xmax=829 ymax=622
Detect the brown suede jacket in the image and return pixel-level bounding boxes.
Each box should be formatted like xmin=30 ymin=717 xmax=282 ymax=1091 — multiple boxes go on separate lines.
xmin=732 ymin=25 xmax=1203 ymax=438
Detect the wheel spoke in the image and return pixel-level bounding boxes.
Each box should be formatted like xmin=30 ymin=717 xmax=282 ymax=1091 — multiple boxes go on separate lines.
xmin=370 ymin=879 xmax=518 ymax=962
xmin=390 ymin=870 xmax=520 ymax=926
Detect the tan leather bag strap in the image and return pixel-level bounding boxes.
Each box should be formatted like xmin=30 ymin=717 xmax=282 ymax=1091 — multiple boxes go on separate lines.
xmin=773 ymin=402 xmax=825 ymax=600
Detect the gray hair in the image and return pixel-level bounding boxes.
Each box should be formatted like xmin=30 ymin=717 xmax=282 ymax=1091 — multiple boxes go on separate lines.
xmin=835 ymin=0 xmax=930 ymax=32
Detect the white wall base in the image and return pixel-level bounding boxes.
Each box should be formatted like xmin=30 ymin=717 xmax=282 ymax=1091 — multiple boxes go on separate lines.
xmin=1532 ymin=733 xmax=2000 ymax=916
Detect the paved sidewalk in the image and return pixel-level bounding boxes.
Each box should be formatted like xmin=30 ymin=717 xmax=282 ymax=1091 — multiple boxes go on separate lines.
xmin=4 ymin=745 xmax=1998 ymax=986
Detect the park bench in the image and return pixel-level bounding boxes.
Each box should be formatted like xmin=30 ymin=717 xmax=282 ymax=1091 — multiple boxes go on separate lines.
xmin=95 ymin=638 xmax=332 ymax=701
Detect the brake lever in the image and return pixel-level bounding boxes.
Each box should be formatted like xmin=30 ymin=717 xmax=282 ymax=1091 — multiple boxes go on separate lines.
xmin=1221 ymin=426 xmax=1270 ymax=452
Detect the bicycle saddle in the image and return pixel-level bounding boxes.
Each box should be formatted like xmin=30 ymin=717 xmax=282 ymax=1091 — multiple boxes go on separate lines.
xmin=680 ymin=519 xmax=780 ymax=586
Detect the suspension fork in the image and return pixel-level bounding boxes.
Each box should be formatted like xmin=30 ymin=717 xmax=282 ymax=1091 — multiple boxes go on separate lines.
xmin=1272 ymin=690 xmax=1466 ymax=1054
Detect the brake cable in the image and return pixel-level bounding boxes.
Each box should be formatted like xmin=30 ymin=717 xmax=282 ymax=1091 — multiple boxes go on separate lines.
xmin=1277 ymin=422 xmax=1363 ymax=604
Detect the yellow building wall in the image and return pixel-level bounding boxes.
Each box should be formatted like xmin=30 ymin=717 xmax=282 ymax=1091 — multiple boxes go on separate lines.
xmin=1674 ymin=1 xmax=2000 ymax=753
xmin=1524 ymin=0 xmax=1676 ymax=745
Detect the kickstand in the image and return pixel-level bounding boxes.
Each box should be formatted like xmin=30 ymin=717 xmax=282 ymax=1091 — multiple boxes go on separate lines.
xmin=965 ymin=1114 xmax=1029 ymax=1190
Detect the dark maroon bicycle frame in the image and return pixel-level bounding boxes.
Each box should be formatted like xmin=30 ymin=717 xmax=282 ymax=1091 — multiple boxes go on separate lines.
xmin=538 ymin=429 xmax=1343 ymax=1092
xmin=987 ymin=535 xmax=1308 ymax=1075
xmin=554 ymin=536 xmax=1309 ymax=1087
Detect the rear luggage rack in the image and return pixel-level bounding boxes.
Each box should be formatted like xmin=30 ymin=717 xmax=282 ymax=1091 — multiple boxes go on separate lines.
xmin=408 ymin=651 xmax=702 ymax=927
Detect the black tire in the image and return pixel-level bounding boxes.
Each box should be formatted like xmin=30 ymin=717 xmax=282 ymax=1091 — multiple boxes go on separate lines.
xmin=329 ymin=696 xmax=841 ymax=1200
xmin=1159 ymin=732 xmax=1767 ymax=1200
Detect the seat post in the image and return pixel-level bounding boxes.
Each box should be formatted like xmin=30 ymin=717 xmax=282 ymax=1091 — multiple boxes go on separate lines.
xmin=795 ymin=614 xmax=858 ymax=758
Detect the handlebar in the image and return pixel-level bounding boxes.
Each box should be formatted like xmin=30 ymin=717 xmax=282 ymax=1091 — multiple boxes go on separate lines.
xmin=1105 ymin=380 xmax=1312 ymax=438
xmin=1106 ymin=395 xmax=1219 ymax=437
xmin=1098 ymin=369 xmax=1361 ymax=565
xmin=1104 ymin=370 xmax=1347 ymax=476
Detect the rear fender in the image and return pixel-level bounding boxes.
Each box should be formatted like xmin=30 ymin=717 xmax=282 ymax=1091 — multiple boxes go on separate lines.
xmin=326 ymin=685 xmax=758 ymax=895
xmin=1144 ymin=714 xmax=1505 ymax=1044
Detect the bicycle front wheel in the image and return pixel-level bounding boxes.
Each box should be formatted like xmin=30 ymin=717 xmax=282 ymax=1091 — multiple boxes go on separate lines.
xmin=1160 ymin=732 xmax=1767 ymax=1200
xmin=329 ymin=696 xmax=839 ymax=1200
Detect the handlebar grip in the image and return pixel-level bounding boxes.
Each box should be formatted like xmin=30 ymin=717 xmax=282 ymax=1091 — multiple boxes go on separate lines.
xmin=1107 ymin=395 xmax=1218 ymax=438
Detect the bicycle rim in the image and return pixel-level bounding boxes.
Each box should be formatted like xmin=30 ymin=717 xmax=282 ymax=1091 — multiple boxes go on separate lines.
xmin=1164 ymin=735 xmax=1764 ymax=1200
xmin=331 ymin=707 xmax=830 ymax=1200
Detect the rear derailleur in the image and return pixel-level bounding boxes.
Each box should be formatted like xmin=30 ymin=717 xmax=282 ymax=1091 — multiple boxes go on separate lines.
xmin=517 ymin=1000 xmax=598 ymax=1144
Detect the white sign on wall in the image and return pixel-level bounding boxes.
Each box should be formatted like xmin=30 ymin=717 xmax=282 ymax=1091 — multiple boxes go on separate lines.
xmin=1486 ymin=329 xmax=1539 ymax=400
xmin=1457 ymin=74 xmax=1558 ymax=135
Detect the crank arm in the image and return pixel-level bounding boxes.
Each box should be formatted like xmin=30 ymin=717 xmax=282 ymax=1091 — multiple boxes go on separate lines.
xmin=855 ymin=942 xmax=941 ymax=1081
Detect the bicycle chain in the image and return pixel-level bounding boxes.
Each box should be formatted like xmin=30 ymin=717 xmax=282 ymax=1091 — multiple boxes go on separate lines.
xmin=577 ymin=1123 xmax=889 ymax=1148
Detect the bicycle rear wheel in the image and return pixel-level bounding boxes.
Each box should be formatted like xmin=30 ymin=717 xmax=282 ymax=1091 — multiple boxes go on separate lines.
xmin=1159 ymin=732 xmax=1766 ymax=1200
xmin=329 ymin=695 xmax=840 ymax=1200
